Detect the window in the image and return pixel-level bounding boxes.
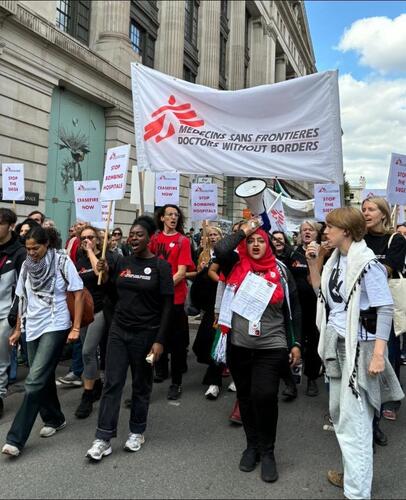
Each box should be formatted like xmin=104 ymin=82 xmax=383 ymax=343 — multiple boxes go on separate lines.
xmin=130 ymin=0 xmax=159 ymax=68
xmin=183 ymin=65 xmax=196 ymax=83
xmin=184 ymin=0 xmax=199 ymax=47
xmin=56 ymin=0 xmax=90 ymax=45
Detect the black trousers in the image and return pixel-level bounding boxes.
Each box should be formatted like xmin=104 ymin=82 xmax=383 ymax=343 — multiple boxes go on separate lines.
xmin=228 ymin=343 xmax=288 ymax=455
xmin=96 ymin=322 xmax=156 ymax=440
xmin=155 ymin=304 xmax=189 ymax=385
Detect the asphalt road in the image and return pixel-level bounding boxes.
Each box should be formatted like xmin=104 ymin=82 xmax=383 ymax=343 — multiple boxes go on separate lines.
xmin=0 ymin=324 xmax=405 ymax=499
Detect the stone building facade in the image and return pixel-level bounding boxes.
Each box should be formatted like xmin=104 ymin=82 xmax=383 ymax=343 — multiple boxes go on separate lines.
xmin=0 ymin=0 xmax=316 ymax=238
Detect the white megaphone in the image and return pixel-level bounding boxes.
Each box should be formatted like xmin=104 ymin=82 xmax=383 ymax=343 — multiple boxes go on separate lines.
xmin=235 ymin=178 xmax=271 ymax=231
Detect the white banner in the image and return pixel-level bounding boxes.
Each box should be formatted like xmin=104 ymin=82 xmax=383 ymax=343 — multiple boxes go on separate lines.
xmin=100 ymin=144 xmax=131 ymax=201
xmin=361 ymin=188 xmax=387 ymax=200
xmin=93 ymin=202 xmax=115 ymax=230
xmin=263 ymin=188 xmax=314 ymax=232
xmin=131 ymin=63 xmax=343 ymax=183
xmin=130 ymin=167 xmax=155 ymax=212
xmin=314 ymin=183 xmax=341 ymax=221
xmin=155 ymin=172 xmax=180 ymax=206
xmin=191 ymin=183 xmax=217 ymax=221
xmin=387 ymin=152 xmax=406 ymax=205
xmin=1 ymin=163 xmax=25 ymax=201
xmin=267 ymin=195 xmax=287 ymax=232
xmin=74 ymin=181 xmax=102 ymax=223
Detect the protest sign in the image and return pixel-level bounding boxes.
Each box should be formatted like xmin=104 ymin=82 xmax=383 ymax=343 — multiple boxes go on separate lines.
xmin=1 ymin=163 xmax=25 ymax=201
xmin=361 ymin=188 xmax=387 ymax=201
xmin=100 ymin=144 xmax=131 ymax=201
xmin=267 ymin=194 xmax=287 ymax=232
xmin=387 ymin=153 xmax=406 ymax=205
xmin=74 ymin=181 xmax=102 ymax=223
xmin=93 ymin=201 xmax=115 ymax=230
xmin=155 ymin=172 xmax=180 ymax=206
xmin=191 ymin=183 xmax=217 ymax=221
xmin=131 ymin=63 xmax=343 ymax=183
xmin=130 ymin=167 xmax=155 ymax=212
xmin=314 ymin=183 xmax=341 ymax=221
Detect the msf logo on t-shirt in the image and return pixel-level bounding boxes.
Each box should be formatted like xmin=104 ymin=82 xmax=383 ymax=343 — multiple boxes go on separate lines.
xmin=119 ymin=269 xmax=151 ymax=280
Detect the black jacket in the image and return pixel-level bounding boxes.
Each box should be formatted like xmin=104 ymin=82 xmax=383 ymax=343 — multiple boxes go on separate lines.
xmin=0 ymin=232 xmax=26 ymax=325
xmin=214 ymin=230 xmax=302 ymax=349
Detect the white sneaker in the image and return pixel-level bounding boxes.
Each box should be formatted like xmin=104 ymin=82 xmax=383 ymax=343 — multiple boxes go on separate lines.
xmin=124 ymin=433 xmax=145 ymax=452
xmin=39 ymin=421 xmax=66 ymax=438
xmin=227 ymin=381 xmax=237 ymax=392
xmin=86 ymin=439 xmax=112 ymax=461
xmin=56 ymin=372 xmax=82 ymax=387
xmin=205 ymin=385 xmax=220 ymax=400
xmin=2 ymin=444 xmax=20 ymax=457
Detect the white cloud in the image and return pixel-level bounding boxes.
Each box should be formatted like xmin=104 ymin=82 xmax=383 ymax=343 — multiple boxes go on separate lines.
xmin=338 ymin=14 xmax=406 ymax=73
xmin=339 ymin=74 xmax=406 ymax=187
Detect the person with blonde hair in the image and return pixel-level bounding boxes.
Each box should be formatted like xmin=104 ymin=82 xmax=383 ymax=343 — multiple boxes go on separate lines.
xmin=287 ymin=220 xmax=323 ymax=397
xmin=306 ymin=207 xmax=403 ymax=499
xmin=361 ymin=196 xmax=406 ymax=428
xmin=192 ymin=226 xmax=224 ymax=399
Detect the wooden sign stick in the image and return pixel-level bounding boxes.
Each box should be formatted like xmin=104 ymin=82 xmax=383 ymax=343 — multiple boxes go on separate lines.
xmin=97 ymin=200 xmax=113 ymax=285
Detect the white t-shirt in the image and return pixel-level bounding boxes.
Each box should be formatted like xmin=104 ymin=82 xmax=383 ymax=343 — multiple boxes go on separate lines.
xmin=327 ymin=255 xmax=393 ymax=341
xmin=16 ymin=255 xmax=83 ymax=341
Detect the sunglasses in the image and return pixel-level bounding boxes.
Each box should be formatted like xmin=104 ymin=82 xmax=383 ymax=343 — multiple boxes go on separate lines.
xmin=112 ymin=232 xmax=122 ymax=236
xmin=80 ymin=235 xmax=96 ymax=241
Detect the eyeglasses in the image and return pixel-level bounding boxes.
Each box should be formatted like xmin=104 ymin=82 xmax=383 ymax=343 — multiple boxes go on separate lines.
xmin=112 ymin=232 xmax=122 ymax=236
xmin=80 ymin=235 xmax=96 ymax=241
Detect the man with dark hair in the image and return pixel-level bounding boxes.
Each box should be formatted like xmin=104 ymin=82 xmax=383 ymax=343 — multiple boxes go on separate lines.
xmin=0 ymin=209 xmax=26 ymax=418
xmin=27 ymin=210 xmax=45 ymax=226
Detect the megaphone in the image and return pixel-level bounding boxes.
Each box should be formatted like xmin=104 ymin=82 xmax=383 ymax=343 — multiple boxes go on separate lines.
xmin=234 ymin=178 xmax=271 ymax=231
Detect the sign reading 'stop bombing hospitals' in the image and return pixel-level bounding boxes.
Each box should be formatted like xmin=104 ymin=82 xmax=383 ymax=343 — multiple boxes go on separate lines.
xmin=131 ymin=63 xmax=343 ymax=183
xmin=100 ymin=144 xmax=131 ymax=201
xmin=191 ymin=183 xmax=217 ymax=221
xmin=387 ymin=153 xmax=406 ymax=205
xmin=1 ymin=163 xmax=25 ymax=201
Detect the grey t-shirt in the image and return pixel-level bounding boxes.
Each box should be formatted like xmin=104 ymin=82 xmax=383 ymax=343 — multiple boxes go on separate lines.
xmin=231 ymin=303 xmax=287 ymax=350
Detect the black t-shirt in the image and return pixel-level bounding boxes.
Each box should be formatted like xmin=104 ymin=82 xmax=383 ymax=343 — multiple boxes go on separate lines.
xmin=113 ymin=255 xmax=174 ymax=330
xmin=76 ymin=251 xmax=117 ymax=313
xmin=364 ymin=232 xmax=406 ymax=276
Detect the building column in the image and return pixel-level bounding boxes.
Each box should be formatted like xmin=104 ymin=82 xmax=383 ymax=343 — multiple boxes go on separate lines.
xmin=265 ymin=26 xmax=276 ymax=84
xmin=228 ymin=0 xmax=245 ymax=90
xmin=249 ymin=17 xmax=266 ymax=87
xmin=197 ymin=0 xmax=220 ymax=88
xmin=275 ymin=55 xmax=286 ymax=82
xmin=155 ymin=0 xmax=185 ymax=78
xmin=94 ymin=0 xmax=135 ymax=71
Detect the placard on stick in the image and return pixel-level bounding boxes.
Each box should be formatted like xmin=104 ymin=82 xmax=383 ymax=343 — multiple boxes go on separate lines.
xmin=1 ymin=163 xmax=25 ymax=202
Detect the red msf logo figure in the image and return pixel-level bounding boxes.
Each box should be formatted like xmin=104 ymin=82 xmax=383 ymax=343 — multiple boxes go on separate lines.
xmin=144 ymin=95 xmax=204 ymax=143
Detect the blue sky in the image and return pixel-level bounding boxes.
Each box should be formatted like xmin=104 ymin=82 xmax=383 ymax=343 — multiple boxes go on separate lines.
xmin=305 ymin=1 xmax=406 ymax=188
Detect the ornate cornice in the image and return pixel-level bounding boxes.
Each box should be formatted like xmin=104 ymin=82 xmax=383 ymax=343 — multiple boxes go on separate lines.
xmin=0 ymin=1 xmax=131 ymax=90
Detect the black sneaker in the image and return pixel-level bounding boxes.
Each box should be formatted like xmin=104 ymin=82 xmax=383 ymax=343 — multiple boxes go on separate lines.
xmin=167 ymin=384 xmax=182 ymax=400
xmin=281 ymin=384 xmax=298 ymax=401
xmin=75 ymin=391 xmax=93 ymax=419
xmin=0 ymin=398 xmax=3 ymax=419
xmin=239 ymin=447 xmax=260 ymax=472
xmin=92 ymin=379 xmax=103 ymax=402
xmin=261 ymin=452 xmax=278 ymax=482
xmin=373 ymin=425 xmax=388 ymax=446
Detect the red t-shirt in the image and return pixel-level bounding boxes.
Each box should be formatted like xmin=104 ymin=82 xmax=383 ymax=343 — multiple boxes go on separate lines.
xmin=150 ymin=231 xmax=195 ymax=305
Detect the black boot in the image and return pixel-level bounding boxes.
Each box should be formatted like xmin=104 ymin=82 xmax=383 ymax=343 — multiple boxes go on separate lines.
xmin=261 ymin=451 xmax=278 ymax=482
xmin=305 ymin=378 xmax=319 ymax=397
xmin=75 ymin=390 xmax=93 ymax=419
xmin=373 ymin=424 xmax=388 ymax=446
xmin=239 ymin=447 xmax=260 ymax=472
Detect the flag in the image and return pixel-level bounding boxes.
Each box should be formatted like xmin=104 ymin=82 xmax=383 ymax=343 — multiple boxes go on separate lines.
xmin=267 ymin=194 xmax=287 ymax=232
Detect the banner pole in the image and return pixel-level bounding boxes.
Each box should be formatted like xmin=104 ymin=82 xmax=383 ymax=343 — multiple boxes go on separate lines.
xmin=97 ymin=200 xmax=113 ymax=286
xmin=12 ymin=200 xmax=16 ymax=212
xmin=392 ymin=204 xmax=399 ymax=229
xmin=138 ymin=170 xmax=145 ymax=215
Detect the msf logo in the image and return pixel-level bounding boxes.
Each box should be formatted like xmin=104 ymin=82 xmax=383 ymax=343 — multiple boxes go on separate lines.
xmin=271 ymin=209 xmax=285 ymax=226
xmin=144 ymin=95 xmax=204 ymax=143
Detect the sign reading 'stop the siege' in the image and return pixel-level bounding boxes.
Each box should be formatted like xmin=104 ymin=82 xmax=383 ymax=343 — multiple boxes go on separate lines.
xmin=1 ymin=163 xmax=25 ymax=201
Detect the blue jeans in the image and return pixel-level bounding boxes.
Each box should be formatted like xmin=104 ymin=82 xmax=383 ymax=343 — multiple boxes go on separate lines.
xmin=6 ymin=329 xmax=69 ymax=450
